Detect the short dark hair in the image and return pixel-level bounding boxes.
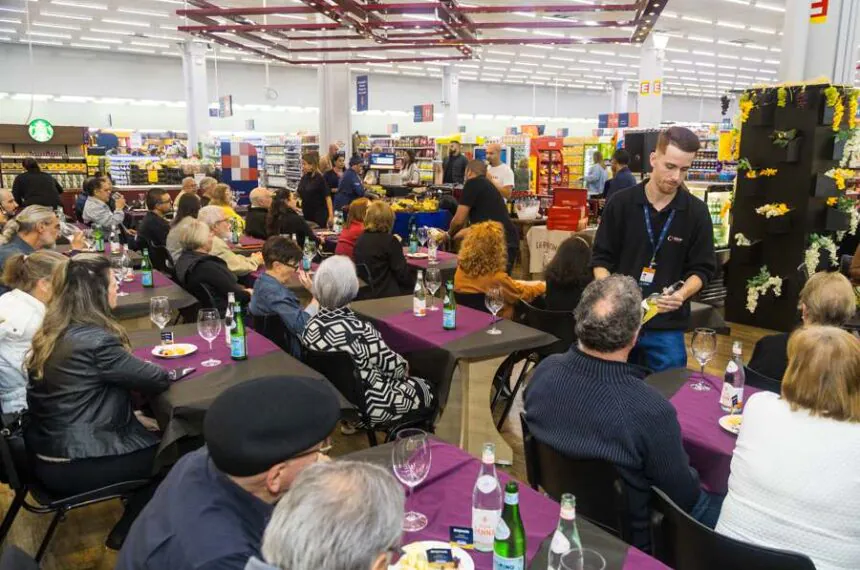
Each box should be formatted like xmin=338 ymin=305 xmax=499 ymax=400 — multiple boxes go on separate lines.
xmin=83 ymin=175 xmax=107 ymax=196
xmin=466 ymin=159 xmax=487 ymax=177
xmin=545 ymin=234 xmax=594 ymax=290
xmin=146 ymin=188 xmax=168 ymax=211
xmin=172 ymin=193 xmax=201 ymax=227
xmin=656 ymin=126 xmax=700 ymax=154
xmin=593 ymin=151 xmax=603 ymax=162
xmin=22 ymin=157 xmax=39 ymax=171
xmin=262 ymin=236 xmax=302 ymax=270
xmin=612 ymin=149 xmax=630 ymax=166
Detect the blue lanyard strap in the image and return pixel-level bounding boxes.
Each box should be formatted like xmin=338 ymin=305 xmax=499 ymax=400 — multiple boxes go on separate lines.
xmin=643 ymin=203 xmax=675 ymax=266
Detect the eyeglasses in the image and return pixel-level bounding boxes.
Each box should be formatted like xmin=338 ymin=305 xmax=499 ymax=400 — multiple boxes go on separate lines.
xmin=293 ymin=438 xmax=333 ymax=460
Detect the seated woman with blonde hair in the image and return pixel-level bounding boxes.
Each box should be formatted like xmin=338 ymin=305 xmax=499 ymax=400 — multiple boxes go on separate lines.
xmin=716 ymin=326 xmax=860 ymax=570
xmin=208 ymin=183 xmax=246 ymax=234
xmin=454 ymin=221 xmax=545 ymax=319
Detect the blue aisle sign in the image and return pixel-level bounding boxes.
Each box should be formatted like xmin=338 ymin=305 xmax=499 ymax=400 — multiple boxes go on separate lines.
xmin=357 ymin=75 xmax=369 ymax=112
xmin=414 ymin=104 xmax=434 ymax=123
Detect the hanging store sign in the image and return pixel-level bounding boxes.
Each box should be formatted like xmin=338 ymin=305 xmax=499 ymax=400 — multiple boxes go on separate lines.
xmin=357 ymin=75 xmax=369 ymax=112
xmin=219 ymin=95 xmax=233 ymax=118
xmin=28 ymin=118 xmax=54 ymax=143
xmin=557 ymin=128 xmax=569 ymax=137
xmin=413 ymin=104 xmax=434 ymax=123
xmin=598 ymin=113 xmax=639 ymax=129
xmin=386 ymin=123 xmax=398 ymax=134
xmin=810 ymin=0 xmax=829 ymax=23
xmin=652 ymin=79 xmax=663 ymax=96
xmin=639 ymin=81 xmax=651 ymax=96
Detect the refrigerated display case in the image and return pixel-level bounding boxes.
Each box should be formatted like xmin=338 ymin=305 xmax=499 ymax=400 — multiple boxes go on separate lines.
xmin=530 ymin=137 xmax=567 ymax=195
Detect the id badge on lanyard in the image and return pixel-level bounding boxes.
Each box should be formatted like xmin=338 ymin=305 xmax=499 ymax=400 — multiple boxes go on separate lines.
xmin=640 ymin=204 xmax=675 ymax=288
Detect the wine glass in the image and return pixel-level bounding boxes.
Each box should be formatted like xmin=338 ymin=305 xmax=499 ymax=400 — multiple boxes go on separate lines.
xmin=82 ymin=228 xmax=94 ymax=251
xmin=690 ymin=328 xmax=717 ymax=391
xmin=417 ymin=226 xmax=429 ymax=249
xmin=425 ymin=267 xmax=441 ymax=311
xmin=427 ymin=237 xmax=438 ymax=264
xmin=150 ymin=296 xmax=171 ymax=341
xmin=485 ymin=285 xmax=504 ymax=335
xmin=110 ymin=253 xmax=128 ymax=297
xmin=391 ymin=428 xmax=431 ymax=532
xmin=197 ymin=308 xmax=222 ymax=367
xmin=560 ymin=549 xmax=607 ymax=570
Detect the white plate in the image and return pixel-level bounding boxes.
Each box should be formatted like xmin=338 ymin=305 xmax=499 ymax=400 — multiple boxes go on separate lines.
xmin=718 ymin=414 xmax=743 ymax=435
xmin=407 ymin=252 xmax=429 ymax=259
xmin=390 ymin=540 xmax=475 ymax=570
xmin=151 ymin=343 xmax=198 ymax=359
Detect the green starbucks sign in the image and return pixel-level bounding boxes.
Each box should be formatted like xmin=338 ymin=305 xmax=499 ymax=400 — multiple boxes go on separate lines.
xmin=28 ymin=118 xmax=54 ymax=143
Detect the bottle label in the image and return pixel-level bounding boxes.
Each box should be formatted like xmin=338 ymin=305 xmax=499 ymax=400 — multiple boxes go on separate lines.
xmin=476 ymin=474 xmax=498 ymax=494
xmin=719 ymin=382 xmax=736 ymax=410
xmin=550 ymin=530 xmax=571 ymax=555
xmin=472 ymin=508 xmax=499 ymax=551
xmin=142 ymin=271 xmax=153 ymax=287
xmin=492 ymin=554 xmax=524 ymax=570
xmin=230 ymin=336 xmax=246 ymax=358
xmin=443 ymin=308 xmax=456 ymax=328
xmin=413 ymin=298 xmax=426 ymax=317
xmin=494 ymin=517 xmax=510 ymax=540
xmin=560 ymin=505 xmax=576 ymax=520
xmin=504 ymin=491 xmax=518 ymax=505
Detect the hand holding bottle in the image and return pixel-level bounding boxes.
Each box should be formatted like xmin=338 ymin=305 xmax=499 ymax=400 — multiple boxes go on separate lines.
xmin=655 ymin=280 xmax=686 ymax=314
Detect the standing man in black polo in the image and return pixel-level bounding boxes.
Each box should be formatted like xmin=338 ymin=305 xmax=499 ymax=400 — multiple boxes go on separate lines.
xmin=591 ymin=126 xmax=715 ymax=372
xmin=442 ymin=141 xmax=468 ymax=185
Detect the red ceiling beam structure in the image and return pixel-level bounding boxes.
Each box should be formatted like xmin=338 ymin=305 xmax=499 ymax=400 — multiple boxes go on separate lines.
xmin=178 ymin=20 xmax=634 ymax=33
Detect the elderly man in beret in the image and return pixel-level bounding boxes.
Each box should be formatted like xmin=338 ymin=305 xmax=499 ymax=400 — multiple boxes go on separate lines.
xmin=116 ymin=375 xmax=341 ymax=570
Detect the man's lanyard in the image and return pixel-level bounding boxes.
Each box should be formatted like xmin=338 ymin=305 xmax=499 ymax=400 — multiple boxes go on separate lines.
xmin=643 ymin=203 xmax=675 ymax=267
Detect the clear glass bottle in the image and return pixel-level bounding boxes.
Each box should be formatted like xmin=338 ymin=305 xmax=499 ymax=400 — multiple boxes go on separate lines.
xmin=472 ymin=443 xmax=502 ymax=552
xmin=413 ymin=270 xmax=426 ymax=317
xmin=224 ymin=292 xmax=235 ymax=346
xmin=720 ymin=341 xmax=746 ymax=413
xmin=547 ymin=494 xmax=582 ymax=570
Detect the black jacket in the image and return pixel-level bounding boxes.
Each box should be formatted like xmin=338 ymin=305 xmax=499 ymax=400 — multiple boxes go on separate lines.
xmin=748 ymin=332 xmax=789 ymax=382
xmin=269 ymin=209 xmax=316 ymax=248
xmin=12 ymin=170 xmax=63 ymax=209
xmin=605 ymin=167 xmax=638 ymax=202
xmin=244 ymin=207 xmax=269 ymax=240
xmin=137 ymin=211 xmax=170 ymax=248
xmin=175 ymin=250 xmax=251 ymax=315
xmin=442 ymin=154 xmax=468 ymax=185
xmin=544 ymin=282 xmax=587 ymax=313
xmin=25 ymin=324 xmax=169 ymax=460
xmin=353 ymin=231 xmax=415 ymax=298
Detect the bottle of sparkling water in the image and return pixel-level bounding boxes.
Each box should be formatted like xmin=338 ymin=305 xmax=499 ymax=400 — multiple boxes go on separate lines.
xmin=413 ymin=270 xmax=426 ymax=317
xmin=493 ymin=481 xmax=526 ymax=570
xmin=224 ymin=292 xmax=235 ymax=346
xmin=302 ymin=237 xmax=315 ymax=271
xmin=140 ymin=248 xmax=153 ymax=288
xmin=230 ymin=217 xmax=240 ymax=244
xmin=93 ymin=225 xmax=104 ymax=252
xmin=443 ymin=280 xmax=456 ymax=330
xmin=720 ymin=341 xmax=745 ymax=412
xmin=547 ymin=494 xmax=582 ymax=570
xmin=333 ymin=210 xmax=343 ymax=234
xmin=109 ymin=224 xmax=121 ymax=253
xmin=472 ymin=443 xmax=503 ymax=552
xmin=409 ymin=223 xmax=419 ymax=254
xmin=230 ymin=301 xmax=247 ymax=361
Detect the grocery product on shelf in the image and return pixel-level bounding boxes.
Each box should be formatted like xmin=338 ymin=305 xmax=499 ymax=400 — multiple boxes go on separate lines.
xmin=0 ymin=154 xmax=87 ymax=191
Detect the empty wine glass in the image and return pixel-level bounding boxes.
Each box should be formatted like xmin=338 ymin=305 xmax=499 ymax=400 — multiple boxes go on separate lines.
xmin=690 ymin=328 xmax=717 ymax=392
xmin=560 ymin=549 xmax=607 ymax=570
xmin=391 ymin=428 xmax=431 ymax=532
xmin=425 ymin=267 xmax=441 ymax=311
xmin=82 ymin=228 xmax=95 ymax=251
xmin=417 ymin=226 xmax=429 ymax=249
xmin=150 ymin=296 xmax=170 ymax=341
xmin=427 ymin=237 xmax=438 ymax=264
xmin=485 ymin=285 xmax=504 ymax=335
xmin=110 ymin=253 xmax=128 ymax=297
xmin=197 ymin=308 xmax=222 ymax=367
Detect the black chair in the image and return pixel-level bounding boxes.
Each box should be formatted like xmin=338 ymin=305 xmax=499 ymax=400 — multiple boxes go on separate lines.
xmin=147 ymin=244 xmax=175 ymax=278
xmin=355 ymin=263 xmax=377 ymax=300
xmin=303 ymin=349 xmax=434 ymax=447
xmin=0 ymin=408 xmax=150 ymax=562
xmin=454 ymin=291 xmax=490 ymax=313
xmin=743 ymin=365 xmax=781 ymax=394
xmin=0 ymin=545 xmax=38 ymax=570
xmin=251 ymin=312 xmax=299 ymax=356
xmin=649 ymin=487 xmax=816 ymax=570
xmin=839 ymin=254 xmax=853 ymax=278
xmin=490 ymin=300 xmax=572 ymax=429
xmin=520 ymin=412 xmax=632 ymax=542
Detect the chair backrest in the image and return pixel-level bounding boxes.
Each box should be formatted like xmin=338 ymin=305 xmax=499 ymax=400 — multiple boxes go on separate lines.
xmin=251 ymin=312 xmax=299 ymax=356
xmin=839 ymin=254 xmax=853 ymax=278
xmin=303 ymin=349 xmax=368 ymax=417
xmin=148 ymin=244 xmax=175 ymax=275
xmin=518 ymin=299 xmax=575 ymax=356
xmin=0 ymin=404 xmax=31 ymax=491
xmin=0 ymin=545 xmax=39 ymax=570
xmin=520 ymin=412 xmax=631 ymax=541
xmin=650 ymin=487 xmax=816 ymax=570
xmin=743 ymin=365 xmax=781 ymax=394
xmin=454 ymin=291 xmax=490 ymax=313
xmin=355 ymin=263 xmax=377 ymax=300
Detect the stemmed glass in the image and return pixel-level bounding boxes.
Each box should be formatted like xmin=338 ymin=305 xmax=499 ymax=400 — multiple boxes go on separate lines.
xmin=302 ymin=241 xmax=318 ymax=272
xmin=82 ymin=228 xmax=95 ymax=252
xmin=485 ymin=285 xmax=504 ymax=335
xmin=417 ymin=226 xmax=429 ymax=250
xmin=110 ymin=253 xmax=128 ymax=297
xmin=197 ymin=308 xmax=222 ymax=367
xmin=560 ymin=549 xmax=607 ymax=570
xmin=427 ymin=236 xmax=438 ymax=264
xmin=150 ymin=296 xmax=171 ymax=342
xmin=391 ymin=428 xmax=432 ymax=532
xmin=690 ymin=328 xmax=717 ymax=392
xmin=425 ymin=267 xmax=441 ymax=311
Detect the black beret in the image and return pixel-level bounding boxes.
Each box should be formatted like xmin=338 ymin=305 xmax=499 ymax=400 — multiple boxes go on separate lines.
xmin=204 ymin=375 xmax=340 ymax=477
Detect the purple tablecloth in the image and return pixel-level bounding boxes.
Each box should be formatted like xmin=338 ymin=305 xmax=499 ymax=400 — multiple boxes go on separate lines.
xmin=239 ymin=235 xmax=265 ymax=247
xmin=132 ymin=331 xmax=280 ymax=383
xmin=622 ymin=547 xmax=670 ymax=569
xmin=669 ymin=376 xmax=761 ymax=494
xmin=404 ymin=247 xmax=458 ymax=270
xmin=374 ymin=307 xmax=493 ymax=354
xmin=120 ymin=270 xmax=173 ymax=294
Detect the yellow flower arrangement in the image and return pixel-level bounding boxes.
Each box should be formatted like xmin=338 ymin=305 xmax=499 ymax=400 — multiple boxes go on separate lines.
xmin=755 ymin=203 xmax=791 ymax=218
xmin=759 ymin=168 xmax=778 ymax=177
xmin=746 ymin=170 xmax=758 ymax=179
xmin=777 ymin=87 xmax=787 ymax=108
xmin=739 ymin=93 xmax=753 ymax=124
xmin=825 ymin=86 xmax=844 ymax=132
xmin=827 ymin=197 xmax=838 ymax=206
xmin=848 ymin=90 xmax=858 ymax=130
xmin=825 ymin=167 xmax=854 ymax=190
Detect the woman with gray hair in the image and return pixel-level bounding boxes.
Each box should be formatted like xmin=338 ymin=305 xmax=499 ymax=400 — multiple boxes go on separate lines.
xmin=246 ymin=461 xmax=404 ymax=570
xmin=198 ymin=205 xmax=262 ymax=276
xmin=301 ymin=256 xmax=434 ymax=430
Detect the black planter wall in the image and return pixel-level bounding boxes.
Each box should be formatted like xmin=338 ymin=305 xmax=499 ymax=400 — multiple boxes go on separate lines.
xmin=726 ymin=84 xmax=850 ymax=332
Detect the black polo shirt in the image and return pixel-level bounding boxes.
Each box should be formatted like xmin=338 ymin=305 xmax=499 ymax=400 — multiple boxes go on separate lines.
xmin=591 ymin=181 xmax=716 ymax=331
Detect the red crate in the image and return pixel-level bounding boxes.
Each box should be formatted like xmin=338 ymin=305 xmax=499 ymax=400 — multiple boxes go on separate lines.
xmin=552 ymin=188 xmax=588 ymax=208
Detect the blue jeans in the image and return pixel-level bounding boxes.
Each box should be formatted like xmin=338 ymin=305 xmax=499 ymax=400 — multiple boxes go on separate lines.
xmin=690 ymin=490 xmax=724 ymax=528
xmin=630 ymin=329 xmax=687 ymax=372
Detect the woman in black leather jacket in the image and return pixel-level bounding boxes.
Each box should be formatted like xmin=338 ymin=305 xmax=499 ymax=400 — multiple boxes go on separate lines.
xmin=26 ymin=254 xmax=169 ymax=543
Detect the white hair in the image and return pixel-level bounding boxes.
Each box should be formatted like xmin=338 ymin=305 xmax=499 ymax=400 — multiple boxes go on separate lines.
xmin=198 ymin=205 xmax=227 ymax=228
xmin=261 ymin=461 xmax=404 ymax=570
xmin=313 ymin=255 xmax=360 ymax=309
xmin=0 ymin=205 xmax=56 ymax=244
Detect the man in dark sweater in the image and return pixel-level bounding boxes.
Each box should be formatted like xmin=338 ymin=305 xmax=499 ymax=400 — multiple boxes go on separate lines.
xmin=137 ymin=187 xmax=172 ymax=247
xmin=524 ymin=275 xmax=720 ymax=550
xmin=245 ymin=187 xmax=273 ymax=240
xmin=604 ymin=148 xmax=638 ymax=202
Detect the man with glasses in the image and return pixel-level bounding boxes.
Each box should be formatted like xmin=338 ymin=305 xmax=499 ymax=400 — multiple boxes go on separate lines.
xmin=137 ymin=188 xmax=173 ymax=248
xmin=117 ymin=375 xmax=340 ymax=570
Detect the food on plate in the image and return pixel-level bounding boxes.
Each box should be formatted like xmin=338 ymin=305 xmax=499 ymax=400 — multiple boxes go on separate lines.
xmin=397 ymin=551 xmax=460 ymax=570
xmin=157 ymin=346 xmax=189 ymax=357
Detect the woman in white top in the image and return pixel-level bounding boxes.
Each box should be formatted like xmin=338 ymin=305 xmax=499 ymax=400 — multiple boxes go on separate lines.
xmin=0 ymin=250 xmax=67 ymax=413
xmin=399 ymin=150 xmax=420 ymax=187
xmin=716 ymin=326 xmax=860 ymax=570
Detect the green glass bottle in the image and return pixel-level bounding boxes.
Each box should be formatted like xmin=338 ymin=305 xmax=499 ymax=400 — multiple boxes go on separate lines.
xmin=230 ymin=302 xmax=247 ymax=361
xmin=443 ymin=280 xmax=456 ymax=330
xmin=141 ymin=248 xmax=153 ymax=288
xmin=493 ymin=481 xmax=526 ymax=570
xmin=93 ymin=225 xmax=104 ymax=252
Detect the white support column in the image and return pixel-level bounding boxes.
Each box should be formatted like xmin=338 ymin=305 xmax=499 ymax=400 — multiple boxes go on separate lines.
xmin=780 ymin=0 xmax=860 ymax=84
xmin=609 ymin=80 xmax=630 ymax=114
xmin=180 ymin=41 xmax=209 ymax=153
xmin=441 ymin=66 xmax=460 ymax=136
xmin=637 ymin=35 xmax=665 ymax=128
xmin=318 ymin=65 xmax=352 ymax=157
